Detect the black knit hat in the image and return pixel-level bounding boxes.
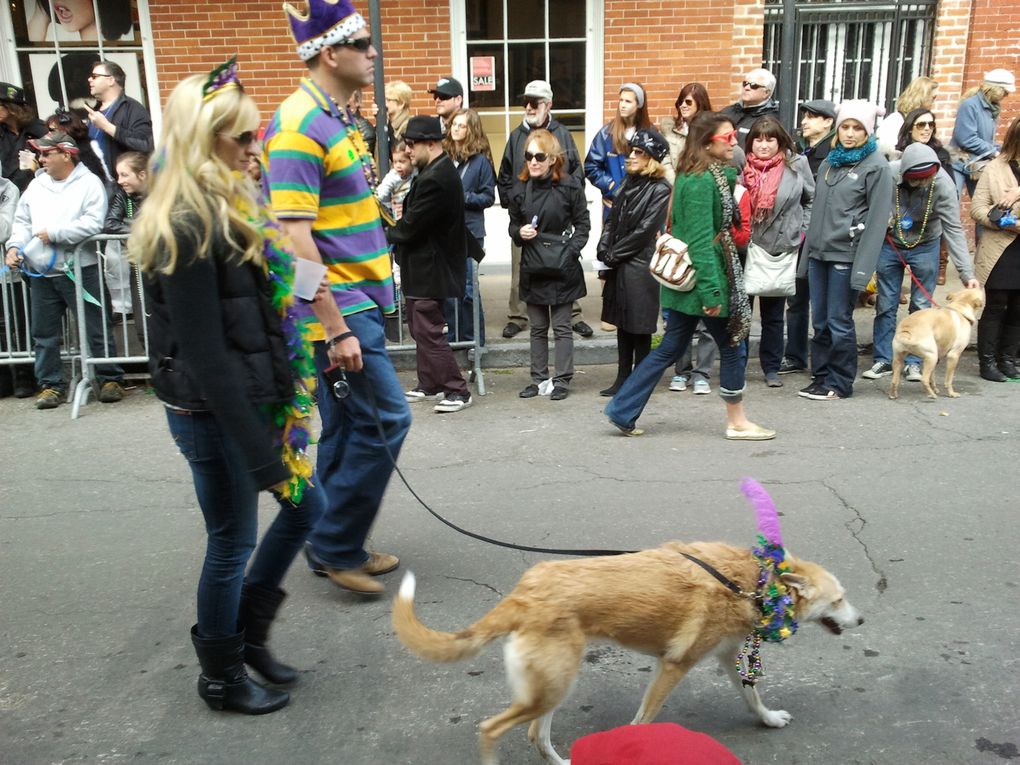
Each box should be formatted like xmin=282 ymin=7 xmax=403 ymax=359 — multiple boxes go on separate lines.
xmin=628 ymin=128 xmax=670 ymax=163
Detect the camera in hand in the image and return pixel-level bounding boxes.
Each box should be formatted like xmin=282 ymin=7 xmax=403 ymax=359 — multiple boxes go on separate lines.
xmin=324 ymin=364 xmax=351 ymax=400
xmin=988 ymin=206 xmax=1018 ymax=228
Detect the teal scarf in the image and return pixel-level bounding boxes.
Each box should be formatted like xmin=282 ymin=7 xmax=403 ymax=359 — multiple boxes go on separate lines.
xmin=827 ymin=136 xmax=877 ymax=168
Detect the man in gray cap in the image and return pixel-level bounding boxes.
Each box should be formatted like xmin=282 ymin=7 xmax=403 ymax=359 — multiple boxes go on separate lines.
xmin=387 ymin=116 xmax=474 ymax=412
xmin=429 ymin=76 xmax=463 ymax=133
xmin=777 ymin=98 xmax=837 ymax=377
xmin=497 ymin=79 xmax=589 ymax=339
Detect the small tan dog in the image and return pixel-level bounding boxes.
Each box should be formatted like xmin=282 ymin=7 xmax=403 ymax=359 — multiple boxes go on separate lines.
xmin=393 ymin=541 xmax=863 ymax=765
xmin=889 ymin=287 xmax=984 ymax=400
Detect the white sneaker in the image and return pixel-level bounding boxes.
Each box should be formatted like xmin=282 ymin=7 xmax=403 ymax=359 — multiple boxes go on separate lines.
xmin=669 ymin=375 xmax=688 ymax=392
xmin=405 ymin=388 xmax=444 ymax=402
xmin=434 ymin=394 xmax=472 ymax=413
xmin=904 ymin=363 xmax=923 ymax=382
xmin=692 ymin=378 xmax=711 ymax=395
xmin=861 ymin=361 xmax=894 ymax=379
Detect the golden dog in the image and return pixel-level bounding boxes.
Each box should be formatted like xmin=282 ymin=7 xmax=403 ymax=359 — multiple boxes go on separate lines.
xmin=393 ymin=541 xmax=863 ymax=765
xmin=889 ymin=287 xmax=984 ymax=400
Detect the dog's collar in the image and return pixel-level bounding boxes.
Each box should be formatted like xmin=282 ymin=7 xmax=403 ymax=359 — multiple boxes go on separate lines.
xmin=678 ymin=552 xmax=757 ymax=600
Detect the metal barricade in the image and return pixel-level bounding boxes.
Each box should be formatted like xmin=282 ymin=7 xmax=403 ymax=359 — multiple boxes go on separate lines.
xmin=386 ymin=258 xmax=487 ymax=395
xmin=1 ymin=263 xmax=82 ymax=400
xmin=70 ymin=234 xmax=149 ymax=419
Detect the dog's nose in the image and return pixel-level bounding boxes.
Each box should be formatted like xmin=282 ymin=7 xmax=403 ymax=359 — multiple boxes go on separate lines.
xmin=857 ymin=616 xmax=864 ymax=626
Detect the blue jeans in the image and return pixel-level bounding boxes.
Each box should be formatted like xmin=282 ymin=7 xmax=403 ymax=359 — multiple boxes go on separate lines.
xmin=784 ymin=276 xmax=810 ymax=368
xmin=808 ymin=259 xmax=858 ymax=397
xmin=308 ymin=308 xmax=412 ymax=569
xmin=28 ymin=266 xmax=123 ymax=392
xmin=873 ymin=237 xmax=939 ymax=365
xmin=605 ymin=309 xmax=747 ymax=430
xmin=166 ymin=408 xmax=324 ymax=638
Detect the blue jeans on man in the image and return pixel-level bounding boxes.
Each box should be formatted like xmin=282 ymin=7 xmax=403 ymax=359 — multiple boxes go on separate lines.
xmin=166 ymin=408 xmax=325 ymax=637
xmin=808 ymin=259 xmax=858 ymax=397
xmin=873 ymin=237 xmax=940 ymax=366
xmin=307 ymin=308 xmax=412 ymax=570
xmin=606 ymin=309 xmax=747 ymax=430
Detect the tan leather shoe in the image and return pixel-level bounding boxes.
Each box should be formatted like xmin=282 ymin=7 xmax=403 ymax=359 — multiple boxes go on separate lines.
xmin=325 ymin=568 xmax=385 ymax=595
xmin=362 ymin=551 xmax=399 ymax=576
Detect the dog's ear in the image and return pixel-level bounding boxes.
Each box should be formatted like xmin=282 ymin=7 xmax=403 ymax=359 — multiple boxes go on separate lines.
xmin=780 ymin=572 xmax=815 ymax=599
xmin=945 ymin=291 xmax=956 ymax=303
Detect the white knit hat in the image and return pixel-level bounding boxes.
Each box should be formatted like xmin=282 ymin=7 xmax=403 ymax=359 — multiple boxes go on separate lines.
xmin=835 ymin=100 xmax=886 ymax=137
xmin=984 ymin=68 xmax=1016 ymax=94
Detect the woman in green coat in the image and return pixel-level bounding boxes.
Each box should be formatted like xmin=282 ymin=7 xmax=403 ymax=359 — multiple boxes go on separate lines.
xmin=604 ymin=112 xmax=775 ymax=441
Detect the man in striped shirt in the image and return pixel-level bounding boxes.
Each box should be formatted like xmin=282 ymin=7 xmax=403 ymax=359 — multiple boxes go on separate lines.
xmin=263 ymin=0 xmax=411 ymax=596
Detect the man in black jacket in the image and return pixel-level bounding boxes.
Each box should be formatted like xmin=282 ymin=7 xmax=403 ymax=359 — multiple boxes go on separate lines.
xmin=386 ymin=116 xmax=473 ymax=413
xmin=83 ymin=60 xmax=153 ymax=186
xmin=497 ymin=80 xmax=591 ymax=339
xmin=720 ymin=68 xmax=780 ymax=145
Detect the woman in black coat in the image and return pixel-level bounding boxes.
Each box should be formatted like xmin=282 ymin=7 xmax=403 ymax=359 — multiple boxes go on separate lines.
xmin=508 ymin=128 xmax=590 ymax=400
xmin=596 ymin=128 xmax=672 ymax=396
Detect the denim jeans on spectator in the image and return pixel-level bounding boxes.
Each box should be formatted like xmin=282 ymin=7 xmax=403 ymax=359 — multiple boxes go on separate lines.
xmin=873 ymin=237 xmax=939 ymax=366
xmin=166 ymin=408 xmax=324 ymax=638
xmin=606 ymin=309 xmax=747 ymax=430
xmin=307 ymin=308 xmax=412 ymax=570
xmin=808 ymin=259 xmax=858 ymax=397
xmin=28 ymin=266 xmax=123 ymax=392
xmin=751 ymin=294 xmax=786 ymax=375
xmin=784 ymin=276 xmax=810 ymax=368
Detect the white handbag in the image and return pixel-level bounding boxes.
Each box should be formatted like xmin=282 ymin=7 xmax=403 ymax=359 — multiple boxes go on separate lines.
xmin=649 ymin=234 xmax=696 ymax=292
xmin=743 ymin=241 xmax=797 ymax=297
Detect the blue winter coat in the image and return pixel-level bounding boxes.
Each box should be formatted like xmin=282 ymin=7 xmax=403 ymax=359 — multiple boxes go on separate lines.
xmin=950 ymin=92 xmax=1000 ymax=172
xmin=584 ymin=124 xmax=628 ymax=220
xmin=455 ymin=152 xmax=496 ymax=242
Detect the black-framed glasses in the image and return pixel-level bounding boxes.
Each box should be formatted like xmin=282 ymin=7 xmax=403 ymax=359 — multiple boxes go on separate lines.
xmin=913 ymin=120 xmax=936 ymax=129
xmin=334 ymin=37 xmax=372 ymax=53
xmin=524 ymin=151 xmax=548 ymax=162
xmin=742 ymin=81 xmax=767 ymax=90
xmin=88 ymin=72 xmax=113 ymax=80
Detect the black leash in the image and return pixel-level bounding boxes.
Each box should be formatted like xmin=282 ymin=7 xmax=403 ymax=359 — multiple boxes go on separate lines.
xmin=337 ymin=369 xmax=635 ymax=558
xmin=678 ymin=552 xmax=755 ymax=599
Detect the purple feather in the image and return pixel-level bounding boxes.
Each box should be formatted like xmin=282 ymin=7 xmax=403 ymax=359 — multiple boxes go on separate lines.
xmin=741 ymin=477 xmax=783 ymax=547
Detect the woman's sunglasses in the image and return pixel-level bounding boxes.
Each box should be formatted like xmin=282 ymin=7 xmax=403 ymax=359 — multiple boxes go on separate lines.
xmin=524 ymin=151 xmax=548 ymax=162
xmin=913 ymin=120 xmax=936 ymax=130
xmin=226 ymin=130 xmax=256 ymax=145
xmin=710 ymin=129 xmax=738 ymax=143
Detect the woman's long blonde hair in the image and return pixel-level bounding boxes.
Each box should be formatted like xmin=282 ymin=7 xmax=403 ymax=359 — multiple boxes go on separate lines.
xmin=129 ymin=73 xmax=262 ymax=274
xmin=896 ymin=76 xmax=938 ymax=115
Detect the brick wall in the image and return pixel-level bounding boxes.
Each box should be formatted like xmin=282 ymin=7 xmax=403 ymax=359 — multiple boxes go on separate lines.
xmin=601 ymin=0 xmax=765 ymax=128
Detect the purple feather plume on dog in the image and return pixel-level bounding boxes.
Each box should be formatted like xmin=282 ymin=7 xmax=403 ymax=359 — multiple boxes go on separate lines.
xmin=741 ymin=477 xmax=783 ymax=546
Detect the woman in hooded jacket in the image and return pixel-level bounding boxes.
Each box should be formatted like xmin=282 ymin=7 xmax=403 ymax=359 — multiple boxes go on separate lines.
xmin=596 ymin=128 xmax=672 ymax=397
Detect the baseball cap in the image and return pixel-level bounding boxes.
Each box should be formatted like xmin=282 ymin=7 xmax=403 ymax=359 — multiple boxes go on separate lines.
xmin=28 ymin=130 xmax=79 ymax=155
xmin=521 ymin=80 xmax=553 ymax=102
xmin=429 ymin=77 xmax=463 ymax=99
xmin=0 ymin=82 xmax=26 ymax=105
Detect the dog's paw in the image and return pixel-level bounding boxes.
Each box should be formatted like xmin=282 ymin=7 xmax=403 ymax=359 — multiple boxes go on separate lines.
xmin=947 ymin=390 xmax=960 ymax=398
xmin=762 ymin=709 xmax=792 ymax=728
xmin=888 ymin=392 xmax=898 ymax=400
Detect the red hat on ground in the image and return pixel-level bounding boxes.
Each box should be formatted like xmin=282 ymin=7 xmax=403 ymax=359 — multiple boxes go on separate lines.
xmin=570 ymin=723 xmax=743 ymax=765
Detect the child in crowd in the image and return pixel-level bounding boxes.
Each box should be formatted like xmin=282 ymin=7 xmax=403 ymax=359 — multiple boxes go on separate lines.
xmin=376 ymin=140 xmax=415 ymax=221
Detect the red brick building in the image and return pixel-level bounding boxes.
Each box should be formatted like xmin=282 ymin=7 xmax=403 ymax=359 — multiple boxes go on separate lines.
xmin=3 ymin=1 xmax=1017 ymax=160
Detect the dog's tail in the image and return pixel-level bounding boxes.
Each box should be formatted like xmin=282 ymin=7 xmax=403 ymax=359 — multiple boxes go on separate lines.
xmin=392 ymin=572 xmax=517 ymax=663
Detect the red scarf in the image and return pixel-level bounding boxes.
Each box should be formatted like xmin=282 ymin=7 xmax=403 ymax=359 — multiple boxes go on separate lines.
xmin=742 ymin=153 xmax=786 ymax=223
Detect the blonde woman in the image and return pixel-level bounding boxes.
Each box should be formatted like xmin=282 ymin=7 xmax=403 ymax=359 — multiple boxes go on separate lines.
xmin=131 ymin=61 xmax=323 ymax=714
xmin=876 ymin=76 xmax=938 ymax=157
xmin=384 ymin=79 xmax=412 ymax=145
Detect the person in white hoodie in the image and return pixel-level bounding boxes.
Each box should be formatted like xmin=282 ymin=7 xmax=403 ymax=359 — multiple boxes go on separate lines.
xmin=4 ymin=130 xmax=124 ymax=409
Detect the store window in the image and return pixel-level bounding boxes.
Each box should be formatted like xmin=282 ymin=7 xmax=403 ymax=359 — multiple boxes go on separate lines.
xmin=5 ymin=0 xmax=150 ymax=122
xmin=463 ymin=0 xmax=588 ymax=158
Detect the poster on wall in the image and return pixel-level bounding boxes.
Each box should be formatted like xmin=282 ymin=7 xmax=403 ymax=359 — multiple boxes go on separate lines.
xmin=20 ymin=0 xmax=137 ymax=44
xmin=28 ymin=51 xmax=143 ymax=117
xmin=470 ymin=56 xmax=496 ymax=92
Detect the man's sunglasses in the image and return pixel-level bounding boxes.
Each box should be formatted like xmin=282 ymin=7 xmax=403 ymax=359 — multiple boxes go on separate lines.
xmin=913 ymin=119 xmax=936 ymax=129
xmin=334 ymin=37 xmax=372 ymax=53
xmin=524 ymin=151 xmax=548 ymax=162
xmin=432 ymin=93 xmax=455 ymax=102
xmin=523 ymin=98 xmax=544 ymax=109
xmin=742 ymin=81 xmax=767 ymax=90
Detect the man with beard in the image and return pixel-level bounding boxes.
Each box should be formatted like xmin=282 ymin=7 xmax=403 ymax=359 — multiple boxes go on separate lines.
xmin=497 ymin=80 xmax=590 ymax=339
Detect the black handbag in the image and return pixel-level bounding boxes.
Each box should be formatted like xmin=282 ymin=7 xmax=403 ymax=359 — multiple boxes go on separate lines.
xmin=521 ymin=232 xmax=574 ymax=277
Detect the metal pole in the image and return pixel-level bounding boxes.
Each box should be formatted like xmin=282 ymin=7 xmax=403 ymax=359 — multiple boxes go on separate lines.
xmin=369 ymin=0 xmax=389 ymax=175
xmin=778 ymin=0 xmax=798 ymax=133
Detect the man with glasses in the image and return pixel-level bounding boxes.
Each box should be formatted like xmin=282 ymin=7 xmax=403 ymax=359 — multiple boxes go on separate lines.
xmin=263 ymin=0 xmax=412 ymax=596
xmin=720 ymin=68 xmax=780 ymax=147
xmin=497 ymin=80 xmax=590 ymax=339
xmin=429 ymin=77 xmax=463 ymax=133
xmin=84 ymin=61 xmax=153 ymax=188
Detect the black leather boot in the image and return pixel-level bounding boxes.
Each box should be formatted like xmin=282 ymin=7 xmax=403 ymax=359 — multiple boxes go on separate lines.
xmin=190 ymin=625 xmax=290 ymax=714
xmin=599 ymin=369 xmax=629 ymax=397
xmin=978 ymin=302 xmax=1008 ymax=382
xmin=238 ymin=583 xmax=299 ymax=685
xmin=996 ymin=324 xmax=1020 ymax=379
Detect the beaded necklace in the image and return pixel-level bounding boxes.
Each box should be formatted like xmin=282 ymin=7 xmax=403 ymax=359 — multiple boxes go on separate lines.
xmin=735 ymin=534 xmax=798 ymax=686
xmin=892 ymin=181 xmax=936 ymax=248
xmin=332 ymin=100 xmax=396 ymax=227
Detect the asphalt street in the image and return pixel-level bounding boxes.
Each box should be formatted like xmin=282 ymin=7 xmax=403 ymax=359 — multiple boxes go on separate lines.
xmin=2 ymin=342 xmax=1019 ymax=765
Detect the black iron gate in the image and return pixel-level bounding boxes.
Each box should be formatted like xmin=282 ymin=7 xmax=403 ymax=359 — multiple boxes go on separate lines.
xmin=764 ymin=0 xmax=938 ymax=128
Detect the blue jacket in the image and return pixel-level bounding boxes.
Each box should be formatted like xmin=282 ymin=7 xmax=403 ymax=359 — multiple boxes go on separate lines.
xmin=455 ymin=152 xmax=496 ymax=242
xmin=584 ymin=124 xmax=627 ymax=220
xmin=950 ymin=93 xmax=999 ymax=170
